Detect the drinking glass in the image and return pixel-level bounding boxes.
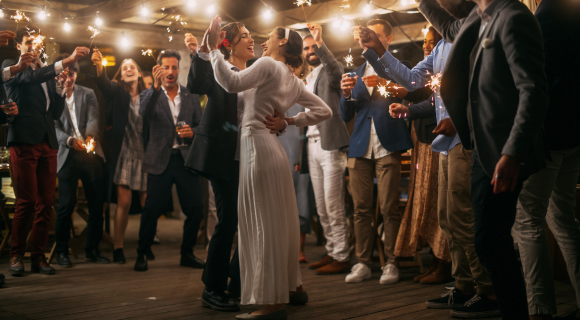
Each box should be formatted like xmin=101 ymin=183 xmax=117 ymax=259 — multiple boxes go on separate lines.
xmin=175 ymin=121 xmax=188 ymax=147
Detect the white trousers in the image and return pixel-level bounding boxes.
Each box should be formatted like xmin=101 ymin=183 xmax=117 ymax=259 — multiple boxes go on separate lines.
xmin=307 ymin=139 xmax=349 ymax=262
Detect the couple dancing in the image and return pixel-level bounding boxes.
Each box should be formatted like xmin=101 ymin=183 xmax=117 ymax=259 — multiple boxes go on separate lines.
xmin=194 ymin=16 xmax=332 ymax=320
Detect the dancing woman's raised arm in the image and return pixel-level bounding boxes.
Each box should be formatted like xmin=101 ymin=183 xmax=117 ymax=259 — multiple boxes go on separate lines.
xmin=292 ymin=82 xmax=332 ymax=127
xmin=209 ymin=50 xmax=273 ymax=93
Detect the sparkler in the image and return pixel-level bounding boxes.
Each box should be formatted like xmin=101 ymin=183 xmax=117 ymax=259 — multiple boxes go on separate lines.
xmin=295 ymin=0 xmax=311 ymax=23
xmin=88 ymin=26 xmax=100 ymax=49
xmin=344 ymin=55 xmax=353 ymax=67
xmin=82 ymin=138 xmax=95 ymax=154
xmin=11 ymin=11 xmax=31 ymax=30
xmin=142 ymin=49 xmax=158 ymax=63
xmin=425 ymin=71 xmax=442 ymax=91
xmin=377 ymin=80 xmax=393 ymax=98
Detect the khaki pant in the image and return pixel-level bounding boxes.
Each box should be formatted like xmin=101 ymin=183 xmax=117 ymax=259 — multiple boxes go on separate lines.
xmin=438 ymin=144 xmax=494 ymax=296
xmin=349 ymin=153 xmax=402 ymax=266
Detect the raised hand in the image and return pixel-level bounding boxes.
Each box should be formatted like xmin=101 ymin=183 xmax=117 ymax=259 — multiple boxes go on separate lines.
xmin=15 ymin=52 xmax=38 ymax=72
xmin=152 ymin=65 xmax=164 ymax=91
xmin=307 ymin=23 xmax=323 ymax=46
xmin=352 ymin=26 xmax=367 ymax=50
xmin=91 ymin=48 xmax=103 ymax=65
xmin=491 ymin=155 xmax=520 ymax=194
xmin=55 ymin=68 xmax=69 ymax=87
xmin=199 ymin=28 xmax=211 ymax=54
xmin=389 ymin=103 xmax=410 ymax=119
xmin=72 ymin=139 xmax=85 ymax=151
xmin=208 ymin=15 xmax=226 ymax=50
xmin=341 ymin=73 xmax=358 ymax=98
xmin=1 ymin=102 xmax=18 ymax=117
xmin=69 ymin=47 xmax=90 ymax=63
xmin=184 ymin=33 xmax=198 ymax=54
xmin=0 ymin=31 xmax=16 ymax=47
xmin=359 ymin=27 xmax=386 ymax=56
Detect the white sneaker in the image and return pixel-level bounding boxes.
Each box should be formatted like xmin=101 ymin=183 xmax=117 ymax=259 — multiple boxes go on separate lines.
xmin=345 ymin=263 xmax=372 ymax=283
xmin=380 ymin=263 xmax=399 ymax=284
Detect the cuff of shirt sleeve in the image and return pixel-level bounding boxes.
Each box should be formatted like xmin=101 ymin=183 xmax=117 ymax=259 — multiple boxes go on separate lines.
xmin=67 ymin=137 xmax=75 ymax=148
xmin=2 ymin=66 xmax=13 ymax=83
xmin=198 ymin=51 xmax=210 ymax=61
xmin=277 ymin=120 xmax=288 ymax=136
xmin=54 ymin=61 xmax=64 ymax=74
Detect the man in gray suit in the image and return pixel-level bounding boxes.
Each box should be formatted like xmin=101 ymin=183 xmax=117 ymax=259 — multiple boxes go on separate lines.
xmin=54 ymin=56 xmax=109 ymax=267
xmin=135 ymin=50 xmax=203 ymax=272
xmin=299 ymin=23 xmax=351 ymax=276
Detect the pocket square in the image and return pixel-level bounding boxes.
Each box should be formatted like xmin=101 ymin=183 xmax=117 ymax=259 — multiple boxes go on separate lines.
xmin=482 ymin=38 xmax=493 ymax=49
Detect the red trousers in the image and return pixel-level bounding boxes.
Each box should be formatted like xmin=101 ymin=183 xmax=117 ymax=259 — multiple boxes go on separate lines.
xmin=10 ymin=142 xmax=57 ymax=257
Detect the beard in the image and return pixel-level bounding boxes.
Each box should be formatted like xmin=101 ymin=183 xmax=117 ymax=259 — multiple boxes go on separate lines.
xmin=305 ymin=53 xmax=320 ymax=66
xmin=437 ymin=0 xmax=476 ymax=19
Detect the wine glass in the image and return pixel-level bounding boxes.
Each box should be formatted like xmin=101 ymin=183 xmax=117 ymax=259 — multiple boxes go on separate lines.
xmin=347 ymin=72 xmax=358 ymax=102
xmin=175 ymin=121 xmax=188 ymax=147
xmin=1 ymin=98 xmax=13 ymax=127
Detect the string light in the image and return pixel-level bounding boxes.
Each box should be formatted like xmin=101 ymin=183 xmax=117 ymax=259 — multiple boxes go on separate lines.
xmin=187 ymin=0 xmax=196 ymax=8
xmin=141 ymin=4 xmax=149 ymax=17
xmin=206 ymin=5 xmax=216 ymax=14
xmin=95 ymin=11 xmax=103 ymax=26
xmin=262 ymin=9 xmax=273 ymax=20
xmin=0 ymin=7 xmax=4 ymax=18
xmin=119 ymin=31 xmax=130 ymax=48
xmin=422 ymin=26 xmax=429 ymax=36
xmin=38 ymin=6 xmax=47 ymax=20
xmin=363 ymin=3 xmax=373 ymax=15
xmin=63 ymin=22 xmax=71 ymax=32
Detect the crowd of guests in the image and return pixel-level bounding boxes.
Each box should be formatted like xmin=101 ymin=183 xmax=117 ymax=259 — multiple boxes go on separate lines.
xmin=1 ymin=0 xmax=579 ymax=318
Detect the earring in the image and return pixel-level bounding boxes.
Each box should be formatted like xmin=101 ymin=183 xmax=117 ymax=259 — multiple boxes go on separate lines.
xmin=230 ymin=49 xmax=233 ymax=55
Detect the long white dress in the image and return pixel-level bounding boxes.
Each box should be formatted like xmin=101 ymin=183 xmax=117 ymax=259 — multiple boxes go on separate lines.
xmin=209 ymin=50 xmax=332 ymax=305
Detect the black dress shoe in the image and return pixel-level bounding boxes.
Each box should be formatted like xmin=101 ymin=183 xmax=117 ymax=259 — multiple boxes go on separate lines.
xmin=57 ymin=252 xmax=72 ymax=268
xmin=146 ymin=249 xmax=155 ymax=261
xmin=85 ymin=250 xmax=110 ymax=264
xmin=180 ymin=253 xmax=205 ymax=269
xmin=134 ymin=254 xmax=148 ymax=272
xmin=201 ymin=288 xmax=240 ymax=312
xmin=227 ymin=280 xmax=241 ymax=300
xmin=113 ymin=248 xmax=126 ymax=264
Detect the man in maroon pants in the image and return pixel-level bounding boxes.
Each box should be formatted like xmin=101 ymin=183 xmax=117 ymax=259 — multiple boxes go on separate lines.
xmin=2 ymin=28 xmax=89 ymax=276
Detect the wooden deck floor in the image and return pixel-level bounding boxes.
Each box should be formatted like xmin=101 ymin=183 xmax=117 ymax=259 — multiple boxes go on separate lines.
xmin=0 ymin=216 xmax=577 ymax=320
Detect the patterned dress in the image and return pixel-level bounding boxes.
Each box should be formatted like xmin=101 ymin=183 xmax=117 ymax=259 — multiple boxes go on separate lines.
xmin=113 ymin=95 xmax=147 ymax=191
xmin=394 ymin=125 xmax=450 ymax=261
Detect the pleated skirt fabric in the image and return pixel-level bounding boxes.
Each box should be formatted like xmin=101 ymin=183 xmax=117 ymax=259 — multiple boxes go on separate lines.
xmin=238 ymin=127 xmax=302 ymax=305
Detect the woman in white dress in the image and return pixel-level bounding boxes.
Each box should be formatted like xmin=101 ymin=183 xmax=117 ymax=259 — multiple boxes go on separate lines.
xmin=204 ymin=16 xmax=332 ymax=320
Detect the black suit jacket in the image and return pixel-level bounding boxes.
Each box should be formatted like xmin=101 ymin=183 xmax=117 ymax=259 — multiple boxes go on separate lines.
xmin=419 ymin=0 xmax=549 ymax=177
xmin=185 ymin=53 xmax=239 ymax=182
xmin=2 ymin=60 xmax=65 ymax=149
xmin=404 ymin=87 xmax=438 ymax=144
xmin=535 ymin=0 xmax=580 ymax=151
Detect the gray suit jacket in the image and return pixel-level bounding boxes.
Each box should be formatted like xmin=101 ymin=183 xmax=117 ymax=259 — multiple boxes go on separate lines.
xmin=55 ymin=85 xmax=104 ymax=172
xmin=140 ymin=85 xmax=202 ymax=175
xmin=297 ymin=42 xmax=350 ymax=173
xmin=419 ymin=0 xmax=549 ymax=177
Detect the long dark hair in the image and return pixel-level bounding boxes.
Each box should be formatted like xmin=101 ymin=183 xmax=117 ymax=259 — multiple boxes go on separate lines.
xmin=220 ymin=22 xmax=246 ymax=60
xmin=274 ymin=27 xmax=304 ymax=69
xmin=112 ymin=58 xmax=146 ymax=95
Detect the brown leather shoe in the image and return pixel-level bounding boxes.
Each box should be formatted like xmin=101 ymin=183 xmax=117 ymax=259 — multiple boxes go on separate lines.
xmin=315 ymin=260 xmax=351 ymax=275
xmin=9 ymin=255 xmax=24 ymax=276
xmin=31 ymin=255 xmax=55 ymax=275
xmin=308 ymin=255 xmax=333 ymax=270
xmin=420 ymin=260 xmax=453 ymax=285
xmin=414 ymin=257 xmax=440 ymax=282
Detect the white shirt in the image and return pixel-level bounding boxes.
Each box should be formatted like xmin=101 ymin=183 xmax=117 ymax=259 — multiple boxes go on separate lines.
xmin=65 ymin=92 xmax=84 ymax=147
xmin=361 ymin=62 xmax=391 ymax=160
xmin=161 ymin=85 xmax=182 ymax=149
xmin=305 ymin=64 xmax=323 ymax=139
xmin=2 ymin=59 xmax=64 ymax=111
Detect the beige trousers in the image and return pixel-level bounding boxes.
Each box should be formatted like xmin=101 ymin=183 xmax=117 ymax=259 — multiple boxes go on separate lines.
xmin=349 ymin=153 xmax=402 ymax=266
xmin=438 ymin=144 xmax=494 ymax=296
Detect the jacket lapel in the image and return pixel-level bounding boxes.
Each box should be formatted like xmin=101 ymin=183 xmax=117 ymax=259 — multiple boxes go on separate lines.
xmin=73 ymin=86 xmax=83 ymax=132
xmin=355 ymin=63 xmax=371 ymax=101
xmin=159 ymin=89 xmax=174 ymax=123
xmin=176 ymin=86 xmax=189 ymax=122
xmin=313 ymin=66 xmax=324 ymax=95
xmin=63 ymin=92 xmax=74 ymax=131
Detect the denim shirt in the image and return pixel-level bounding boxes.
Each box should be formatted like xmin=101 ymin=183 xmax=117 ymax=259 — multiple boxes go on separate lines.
xmin=377 ymin=40 xmax=461 ymax=155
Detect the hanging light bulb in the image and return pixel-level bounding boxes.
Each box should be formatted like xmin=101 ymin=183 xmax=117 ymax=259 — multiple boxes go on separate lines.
xmin=141 ymin=4 xmax=149 ymax=16
xmin=0 ymin=7 xmax=4 ymax=18
xmin=38 ymin=6 xmax=47 ymax=20
xmin=422 ymin=26 xmax=429 ymax=35
xmin=207 ymin=4 xmax=216 ymax=15
xmin=120 ymin=31 xmax=130 ymax=49
xmin=63 ymin=22 xmax=71 ymax=32
xmin=187 ymin=0 xmax=196 ymax=8
xmin=363 ymin=3 xmax=372 ymax=15
xmin=332 ymin=19 xmax=342 ymax=28
xmin=262 ymin=9 xmax=272 ymax=20
xmin=95 ymin=11 xmax=103 ymax=26
xmin=102 ymin=58 xmax=108 ymax=67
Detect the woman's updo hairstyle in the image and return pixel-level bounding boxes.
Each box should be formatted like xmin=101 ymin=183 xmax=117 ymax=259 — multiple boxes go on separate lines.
xmin=274 ymin=27 xmax=304 ymax=69
xmin=220 ymin=22 xmax=245 ymax=60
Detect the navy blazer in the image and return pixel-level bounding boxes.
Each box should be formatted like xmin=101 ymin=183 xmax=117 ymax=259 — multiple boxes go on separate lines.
xmin=139 ymin=85 xmax=202 ymax=175
xmin=2 ymin=60 xmax=65 ymax=149
xmin=340 ymin=57 xmax=413 ymax=158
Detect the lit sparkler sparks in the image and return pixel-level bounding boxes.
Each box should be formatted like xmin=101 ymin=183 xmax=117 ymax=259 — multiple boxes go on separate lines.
xmin=88 ymin=26 xmax=100 ymax=49
xmin=344 ymin=55 xmax=353 ymax=67
xmin=142 ymin=49 xmax=158 ymax=63
xmin=11 ymin=11 xmax=31 ymax=23
xmin=295 ymin=0 xmax=311 ymax=22
xmin=83 ymin=138 xmax=95 ymax=154
xmin=425 ymin=71 xmax=442 ymax=91
xmin=377 ymin=80 xmax=393 ymax=98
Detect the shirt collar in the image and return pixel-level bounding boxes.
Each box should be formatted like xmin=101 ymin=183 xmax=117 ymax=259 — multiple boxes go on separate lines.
xmin=306 ymin=64 xmax=323 ymax=81
xmin=477 ymin=0 xmax=500 ymax=23
xmin=161 ymin=84 xmax=181 ymax=97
